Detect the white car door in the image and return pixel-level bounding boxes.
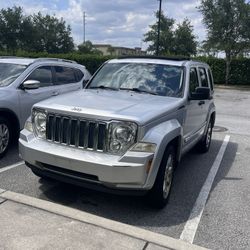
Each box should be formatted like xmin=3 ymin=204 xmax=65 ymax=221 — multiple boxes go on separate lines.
xmin=18 ymin=66 xmax=60 ymax=126
xmin=52 ymin=66 xmax=82 ymax=95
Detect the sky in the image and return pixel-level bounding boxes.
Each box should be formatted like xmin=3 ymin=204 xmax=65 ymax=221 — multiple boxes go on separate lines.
xmin=0 ymin=0 xmax=206 ymax=50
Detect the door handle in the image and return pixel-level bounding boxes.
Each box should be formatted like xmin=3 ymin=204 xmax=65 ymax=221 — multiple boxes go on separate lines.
xmin=198 ymin=100 xmax=205 ymax=106
xmin=52 ymin=91 xmax=59 ymax=96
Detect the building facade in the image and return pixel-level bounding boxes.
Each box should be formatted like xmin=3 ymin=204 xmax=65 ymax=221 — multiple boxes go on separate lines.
xmin=93 ymin=44 xmax=147 ymax=56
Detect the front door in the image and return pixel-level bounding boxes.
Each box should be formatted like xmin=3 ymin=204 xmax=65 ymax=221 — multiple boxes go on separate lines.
xmin=18 ymin=66 xmax=58 ymax=127
xmin=183 ymin=67 xmax=206 ymax=146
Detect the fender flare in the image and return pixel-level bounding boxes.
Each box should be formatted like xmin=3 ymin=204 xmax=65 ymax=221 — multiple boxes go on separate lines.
xmin=142 ymin=119 xmax=182 ymax=188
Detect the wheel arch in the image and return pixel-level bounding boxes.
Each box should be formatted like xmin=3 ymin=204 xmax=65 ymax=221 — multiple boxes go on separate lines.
xmin=0 ymin=108 xmax=20 ymax=139
xmin=142 ymin=119 xmax=183 ymax=189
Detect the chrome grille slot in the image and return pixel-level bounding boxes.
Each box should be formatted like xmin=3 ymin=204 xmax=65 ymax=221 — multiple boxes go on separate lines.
xmin=46 ymin=114 xmax=107 ymax=152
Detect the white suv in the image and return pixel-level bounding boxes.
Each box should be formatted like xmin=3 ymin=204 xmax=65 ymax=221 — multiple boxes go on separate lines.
xmin=20 ymin=56 xmax=216 ymax=208
xmin=0 ymin=57 xmax=91 ymax=158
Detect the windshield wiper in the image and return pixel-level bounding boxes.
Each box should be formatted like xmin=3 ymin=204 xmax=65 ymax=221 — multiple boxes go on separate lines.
xmin=119 ymin=87 xmax=157 ymax=95
xmin=89 ymin=85 xmax=118 ymax=91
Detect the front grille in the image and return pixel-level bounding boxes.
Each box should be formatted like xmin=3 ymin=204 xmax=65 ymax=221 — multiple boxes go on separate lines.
xmin=46 ymin=114 xmax=107 ymax=151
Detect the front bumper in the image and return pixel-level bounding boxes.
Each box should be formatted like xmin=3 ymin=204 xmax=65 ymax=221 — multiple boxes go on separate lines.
xmin=19 ymin=129 xmax=155 ymax=191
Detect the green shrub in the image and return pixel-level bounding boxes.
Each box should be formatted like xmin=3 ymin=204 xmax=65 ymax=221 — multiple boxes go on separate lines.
xmin=0 ymin=51 xmax=249 ymax=84
xmin=196 ymin=56 xmax=250 ymax=85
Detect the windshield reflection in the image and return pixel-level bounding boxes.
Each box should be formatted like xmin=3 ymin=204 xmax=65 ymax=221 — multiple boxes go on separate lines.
xmin=88 ymin=63 xmax=184 ymax=97
xmin=0 ymin=63 xmax=27 ymax=87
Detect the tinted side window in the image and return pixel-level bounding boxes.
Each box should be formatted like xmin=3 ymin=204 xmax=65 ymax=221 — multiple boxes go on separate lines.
xmin=189 ymin=68 xmax=199 ymax=94
xmin=198 ymin=67 xmax=209 ymax=87
xmin=54 ymin=66 xmax=77 ymax=85
xmin=208 ymin=69 xmax=214 ymax=90
xmin=74 ymin=69 xmax=84 ymax=82
xmin=27 ymin=66 xmax=52 ymax=87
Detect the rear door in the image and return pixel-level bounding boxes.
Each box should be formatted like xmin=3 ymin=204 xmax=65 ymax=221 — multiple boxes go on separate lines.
xmin=52 ymin=66 xmax=82 ymax=95
xmin=198 ymin=67 xmax=210 ymax=122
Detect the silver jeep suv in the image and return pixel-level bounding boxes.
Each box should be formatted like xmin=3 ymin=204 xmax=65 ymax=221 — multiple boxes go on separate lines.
xmin=19 ymin=56 xmax=215 ymax=208
xmin=0 ymin=57 xmax=91 ymax=158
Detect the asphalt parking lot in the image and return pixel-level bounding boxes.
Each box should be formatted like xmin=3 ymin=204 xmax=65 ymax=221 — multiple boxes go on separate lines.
xmin=0 ymin=87 xmax=250 ymax=250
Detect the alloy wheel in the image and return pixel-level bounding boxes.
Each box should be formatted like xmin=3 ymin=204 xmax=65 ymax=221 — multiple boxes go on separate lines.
xmin=0 ymin=123 xmax=10 ymax=154
xmin=163 ymin=154 xmax=174 ymax=199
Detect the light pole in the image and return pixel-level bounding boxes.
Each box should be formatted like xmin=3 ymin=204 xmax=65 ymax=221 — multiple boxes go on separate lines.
xmin=83 ymin=11 xmax=86 ymax=44
xmin=156 ymin=0 xmax=162 ymax=56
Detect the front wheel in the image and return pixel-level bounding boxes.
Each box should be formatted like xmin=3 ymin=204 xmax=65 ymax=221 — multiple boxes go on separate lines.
xmin=0 ymin=117 xmax=11 ymax=159
xmin=147 ymin=146 xmax=176 ymax=209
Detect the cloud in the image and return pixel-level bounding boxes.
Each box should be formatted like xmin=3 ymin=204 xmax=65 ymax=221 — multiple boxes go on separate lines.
xmin=0 ymin=0 xmax=206 ymax=49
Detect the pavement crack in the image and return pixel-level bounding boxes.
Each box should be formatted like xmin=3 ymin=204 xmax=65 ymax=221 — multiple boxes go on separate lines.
xmin=142 ymin=242 xmax=149 ymax=250
xmin=0 ymin=197 xmax=7 ymax=205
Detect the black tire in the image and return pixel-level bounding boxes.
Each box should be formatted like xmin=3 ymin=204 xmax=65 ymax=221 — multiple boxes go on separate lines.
xmin=197 ymin=120 xmax=213 ymax=153
xmin=147 ymin=146 xmax=176 ymax=209
xmin=0 ymin=117 xmax=11 ymax=159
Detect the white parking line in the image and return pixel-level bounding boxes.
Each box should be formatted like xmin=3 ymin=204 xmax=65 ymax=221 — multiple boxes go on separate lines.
xmin=180 ymin=135 xmax=230 ymax=244
xmin=0 ymin=161 xmax=25 ymax=174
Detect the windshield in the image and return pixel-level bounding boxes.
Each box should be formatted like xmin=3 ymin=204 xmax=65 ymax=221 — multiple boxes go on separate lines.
xmin=88 ymin=63 xmax=184 ymax=97
xmin=0 ymin=63 xmax=27 ymax=87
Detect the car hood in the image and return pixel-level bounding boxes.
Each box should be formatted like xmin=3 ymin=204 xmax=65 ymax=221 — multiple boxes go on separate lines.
xmin=35 ymin=89 xmax=184 ymax=125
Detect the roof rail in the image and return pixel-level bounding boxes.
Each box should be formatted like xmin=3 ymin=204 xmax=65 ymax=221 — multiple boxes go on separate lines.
xmin=34 ymin=58 xmax=77 ymax=64
xmin=118 ymin=55 xmax=191 ymax=61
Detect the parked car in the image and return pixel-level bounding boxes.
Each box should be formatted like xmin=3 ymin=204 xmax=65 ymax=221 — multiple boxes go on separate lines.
xmin=0 ymin=57 xmax=91 ymax=158
xmin=19 ymin=56 xmax=215 ymax=208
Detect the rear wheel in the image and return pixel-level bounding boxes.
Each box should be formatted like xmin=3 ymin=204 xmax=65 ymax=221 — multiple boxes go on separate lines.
xmin=0 ymin=117 xmax=11 ymax=159
xmin=197 ymin=119 xmax=213 ymax=153
xmin=148 ymin=146 xmax=176 ymax=209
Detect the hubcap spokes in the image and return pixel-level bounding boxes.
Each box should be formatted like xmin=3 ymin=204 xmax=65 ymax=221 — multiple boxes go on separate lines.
xmin=163 ymin=154 xmax=174 ymax=199
xmin=0 ymin=124 xmax=9 ymax=154
xmin=206 ymin=123 xmax=212 ymax=148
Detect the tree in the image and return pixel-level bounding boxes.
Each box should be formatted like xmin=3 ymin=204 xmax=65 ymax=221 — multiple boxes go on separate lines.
xmin=144 ymin=11 xmax=197 ymax=56
xmin=32 ymin=13 xmax=74 ymax=53
xmin=0 ymin=6 xmax=25 ymax=52
xmin=199 ymin=0 xmax=250 ymax=84
xmin=173 ymin=19 xmax=197 ymax=56
xmin=77 ymin=40 xmax=102 ymax=55
xmin=144 ymin=11 xmax=175 ymax=55
xmin=0 ymin=6 xmax=74 ymax=53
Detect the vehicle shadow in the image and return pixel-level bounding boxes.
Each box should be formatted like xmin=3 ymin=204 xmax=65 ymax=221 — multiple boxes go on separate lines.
xmin=38 ymin=136 xmax=238 ymax=235
xmin=0 ymin=144 xmax=20 ymax=168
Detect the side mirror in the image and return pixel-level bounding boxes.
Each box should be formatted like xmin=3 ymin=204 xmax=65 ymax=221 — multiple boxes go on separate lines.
xmin=22 ymin=80 xmax=40 ymax=90
xmin=189 ymin=87 xmax=211 ymax=100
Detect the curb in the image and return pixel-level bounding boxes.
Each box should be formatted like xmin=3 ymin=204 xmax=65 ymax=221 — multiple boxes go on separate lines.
xmin=0 ymin=190 xmax=208 ymax=250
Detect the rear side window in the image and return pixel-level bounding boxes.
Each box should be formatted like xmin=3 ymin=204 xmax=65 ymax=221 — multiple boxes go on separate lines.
xmin=54 ymin=66 xmax=77 ymax=85
xmin=27 ymin=66 xmax=53 ymax=87
xmin=208 ymin=69 xmax=214 ymax=90
xmin=198 ymin=67 xmax=209 ymax=87
xmin=74 ymin=69 xmax=84 ymax=82
xmin=189 ymin=68 xmax=199 ymax=94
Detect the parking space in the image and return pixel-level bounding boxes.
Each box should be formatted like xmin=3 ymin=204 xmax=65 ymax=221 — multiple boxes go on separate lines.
xmin=0 ymin=87 xmax=250 ymax=249
xmin=0 ymin=132 xmax=227 ymax=239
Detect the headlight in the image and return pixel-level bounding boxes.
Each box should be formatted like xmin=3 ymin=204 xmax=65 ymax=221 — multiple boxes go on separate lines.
xmin=32 ymin=109 xmax=47 ymax=138
xmin=108 ymin=121 xmax=137 ymax=154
